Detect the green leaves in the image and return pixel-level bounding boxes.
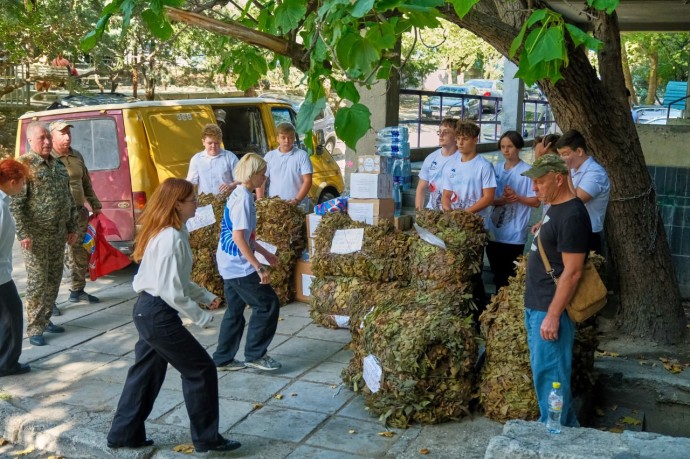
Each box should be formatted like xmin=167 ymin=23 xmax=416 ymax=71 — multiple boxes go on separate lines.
xmin=232 ymin=50 xmax=268 ymax=90
xmin=332 ymin=80 xmax=360 ymax=104
xmin=275 ymin=0 xmax=307 ymax=34
xmin=448 ymin=0 xmax=480 ymax=19
xmin=335 ymin=103 xmax=371 ymax=150
xmin=587 ymin=0 xmax=620 ymax=14
xmin=141 ymin=9 xmax=173 ymax=40
xmin=296 ymin=96 xmax=326 ymax=134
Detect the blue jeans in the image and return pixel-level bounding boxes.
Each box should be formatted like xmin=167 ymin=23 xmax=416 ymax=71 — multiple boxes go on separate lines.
xmin=524 ymin=308 xmax=579 ymax=427
xmin=213 ymin=272 xmax=280 ymax=365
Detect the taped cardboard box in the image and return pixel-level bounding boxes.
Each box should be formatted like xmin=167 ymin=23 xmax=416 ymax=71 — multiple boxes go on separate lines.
xmin=350 ymin=173 xmax=393 ymax=199
xmin=306 ymin=213 xmax=323 ymax=238
xmin=358 ymin=155 xmax=390 ymax=174
xmin=294 ymin=260 xmax=315 ymax=303
xmin=394 ymin=215 xmax=413 ymax=231
xmin=348 ymin=198 xmax=395 ymax=226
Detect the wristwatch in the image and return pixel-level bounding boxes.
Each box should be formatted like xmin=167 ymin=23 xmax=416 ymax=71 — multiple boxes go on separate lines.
xmin=257 ymin=266 xmax=267 ymax=273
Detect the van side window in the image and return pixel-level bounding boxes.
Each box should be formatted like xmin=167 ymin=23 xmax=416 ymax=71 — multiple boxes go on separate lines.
xmin=271 ymin=107 xmax=304 ymax=148
xmin=69 ymin=118 xmax=120 ymax=171
xmin=216 ymin=106 xmax=268 ymax=158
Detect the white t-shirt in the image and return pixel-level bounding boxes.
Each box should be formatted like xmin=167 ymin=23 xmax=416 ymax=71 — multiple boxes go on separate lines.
xmin=264 ymin=147 xmax=313 ymax=201
xmin=216 ymin=185 xmax=257 ymax=279
xmin=571 ymin=156 xmax=610 ymax=233
xmin=489 ymin=160 xmax=537 ymax=244
xmin=442 ymin=154 xmax=497 ymax=228
xmin=419 ymin=148 xmax=460 ymax=210
xmin=132 ymin=226 xmax=215 ymax=328
xmin=186 ymin=149 xmax=239 ymax=195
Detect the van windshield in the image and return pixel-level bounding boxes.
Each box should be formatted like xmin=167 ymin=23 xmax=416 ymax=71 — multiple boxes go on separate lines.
xmin=69 ymin=118 xmax=120 ymax=171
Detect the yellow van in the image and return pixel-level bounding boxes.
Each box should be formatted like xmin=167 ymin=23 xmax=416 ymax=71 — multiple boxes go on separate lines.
xmin=16 ymin=97 xmax=344 ymax=252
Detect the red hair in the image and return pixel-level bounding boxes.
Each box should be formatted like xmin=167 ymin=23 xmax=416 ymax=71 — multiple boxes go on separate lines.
xmin=0 ymin=158 xmax=30 ymax=184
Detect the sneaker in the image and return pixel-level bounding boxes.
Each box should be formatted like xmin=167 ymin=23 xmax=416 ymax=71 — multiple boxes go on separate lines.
xmin=69 ymin=290 xmax=100 ymax=303
xmin=245 ymin=355 xmax=281 ymax=371
xmin=29 ymin=335 xmax=46 ymax=346
xmin=52 ymin=304 xmax=62 ymax=316
xmin=217 ymin=359 xmax=246 ymax=371
xmin=45 ymin=321 xmax=65 ymax=333
xmin=195 ymin=438 xmax=241 ymax=453
xmin=0 ymin=363 xmax=31 ymax=377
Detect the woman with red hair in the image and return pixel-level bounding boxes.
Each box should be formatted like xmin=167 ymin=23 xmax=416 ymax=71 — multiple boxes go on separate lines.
xmin=0 ymin=158 xmax=31 ymax=377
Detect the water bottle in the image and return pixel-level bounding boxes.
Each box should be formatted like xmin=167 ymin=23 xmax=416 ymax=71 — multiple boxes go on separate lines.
xmin=376 ymin=142 xmax=410 ymax=158
xmin=391 ymin=158 xmax=404 ymax=188
xmin=376 ymin=126 xmax=409 ymax=142
xmin=547 ymin=382 xmax=563 ymax=434
xmin=403 ymin=158 xmax=412 ymax=190
xmin=393 ymin=182 xmax=402 ymax=217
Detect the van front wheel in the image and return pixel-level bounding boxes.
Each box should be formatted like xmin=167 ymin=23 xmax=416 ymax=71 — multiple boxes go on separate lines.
xmin=317 ymin=188 xmax=339 ymax=204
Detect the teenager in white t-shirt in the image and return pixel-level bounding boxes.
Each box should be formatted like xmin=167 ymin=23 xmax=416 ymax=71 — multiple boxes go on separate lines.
xmin=214 ymin=153 xmax=282 ymax=372
xmin=487 ymin=131 xmax=540 ymax=291
xmin=441 ymin=121 xmax=496 ymax=324
xmin=256 ymin=122 xmax=313 ymax=208
xmin=186 ymin=124 xmax=240 ymax=195
xmin=416 ymin=117 xmax=460 ymax=210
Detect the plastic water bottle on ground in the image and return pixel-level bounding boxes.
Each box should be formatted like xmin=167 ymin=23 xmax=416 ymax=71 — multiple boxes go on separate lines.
xmin=403 ymin=158 xmax=412 ymax=190
xmin=391 ymin=158 xmax=404 ymax=188
xmin=376 ymin=141 xmax=410 ymax=158
xmin=376 ymin=126 xmax=409 ymax=142
xmin=393 ymin=183 xmax=402 ymax=217
xmin=547 ymin=381 xmax=563 ymax=434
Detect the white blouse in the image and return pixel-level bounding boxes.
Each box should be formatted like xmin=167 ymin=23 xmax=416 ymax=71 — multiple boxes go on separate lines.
xmin=132 ymin=226 xmax=215 ymax=327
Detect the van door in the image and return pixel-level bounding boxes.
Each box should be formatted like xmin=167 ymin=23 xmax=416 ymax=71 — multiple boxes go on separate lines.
xmin=213 ymin=105 xmax=268 ymax=158
xmin=141 ymin=107 xmax=215 ymax=180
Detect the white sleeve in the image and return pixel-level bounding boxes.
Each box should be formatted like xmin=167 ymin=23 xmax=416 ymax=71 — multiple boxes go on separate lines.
xmin=418 ymin=154 xmax=434 ymax=182
xmin=156 ymin=239 xmax=212 ymax=328
xmin=227 ymin=152 xmax=239 ymax=181
xmin=186 ymin=154 xmax=200 ymax=185
xmin=300 ymin=150 xmax=314 ymax=174
xmin=482 ymin=161 xmax=497 ymax=189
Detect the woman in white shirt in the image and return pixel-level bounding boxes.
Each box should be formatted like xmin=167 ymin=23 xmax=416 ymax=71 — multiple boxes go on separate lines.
xmin=107 ymin=178 xmax=240 ymax=453
xmin=0 ymin=159 xmax=31 ymax=377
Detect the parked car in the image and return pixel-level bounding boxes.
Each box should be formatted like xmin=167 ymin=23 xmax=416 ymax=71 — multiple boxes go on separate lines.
xmin=423 ymin=85 xmax=480 ymax=119
xmin=635 ymin=105 xmax=682 ymax=125
xmin=46 ymin=92 xmax=139 ymax=109
xmin=259 ymin=93 xmax=338 ymax=155
xmin=16 ymin=97 xmax=344 ymax=253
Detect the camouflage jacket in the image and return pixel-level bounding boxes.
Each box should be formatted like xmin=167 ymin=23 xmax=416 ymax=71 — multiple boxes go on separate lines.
xmin=10 ymin=151 xmax=77 ymax=240
xmin=52 ymin=148 xmax=102 ymax=211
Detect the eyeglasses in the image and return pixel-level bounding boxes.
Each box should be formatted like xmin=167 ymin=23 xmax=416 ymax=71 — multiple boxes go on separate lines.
xmin=437 ymin=130 xmax=454 ymax=136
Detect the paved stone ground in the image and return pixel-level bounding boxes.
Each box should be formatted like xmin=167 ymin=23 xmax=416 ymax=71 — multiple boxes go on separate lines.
xmin=0 ymin=241 xmax=503 ymax=458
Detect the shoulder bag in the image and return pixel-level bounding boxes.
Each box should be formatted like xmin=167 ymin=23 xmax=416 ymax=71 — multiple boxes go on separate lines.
xmin=536 ymin=234 xmax=607 ymax=323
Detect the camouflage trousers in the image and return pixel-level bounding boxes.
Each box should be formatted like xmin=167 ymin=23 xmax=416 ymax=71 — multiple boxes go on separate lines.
xmin=64 ymin=207 xmax=90 ymax=292
xmin=23 ymin=226 xmax=67 ymax=337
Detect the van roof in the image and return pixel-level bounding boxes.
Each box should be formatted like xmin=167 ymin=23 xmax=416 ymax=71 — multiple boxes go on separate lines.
xmin=18 ymin=97 xmax=291 ymax=120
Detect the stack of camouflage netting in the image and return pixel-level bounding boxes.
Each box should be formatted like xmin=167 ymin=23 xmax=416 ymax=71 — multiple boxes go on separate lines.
xmin=310 ymin=210 xmax=487 ymax=427
xmin=256 ymin=197 xmax=306 ymax=305
xmin=478 ymin=253 xmax=605 ymax=422
xmin=189 ymin=192 xmax=228 ymax=301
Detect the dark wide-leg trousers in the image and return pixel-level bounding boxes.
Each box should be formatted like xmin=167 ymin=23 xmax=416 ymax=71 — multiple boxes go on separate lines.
xmin=0 ymin=281 xmax=23 ymax=372
xmin=107 ymin=292 xmax=221 ymax=450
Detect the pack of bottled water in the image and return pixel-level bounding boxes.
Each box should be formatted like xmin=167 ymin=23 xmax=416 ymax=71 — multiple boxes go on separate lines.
xmin=375 ymin=126 xmax=412 ymax=193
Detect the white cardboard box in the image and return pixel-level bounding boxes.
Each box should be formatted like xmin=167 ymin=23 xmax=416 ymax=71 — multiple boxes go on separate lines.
xmin=358 ymin=155 xmax=390 ymax=174
xmin=306 ymin=213 xmax=323 ymax=238
xmin=348 ymin=198 xmax=395 ymax=225
xmin=350 ymin=173 xmax=393 ymax=199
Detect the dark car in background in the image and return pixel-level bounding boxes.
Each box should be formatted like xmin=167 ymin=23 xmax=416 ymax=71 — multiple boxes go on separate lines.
xmin=423 ymin=85 xmax=480 ymax=119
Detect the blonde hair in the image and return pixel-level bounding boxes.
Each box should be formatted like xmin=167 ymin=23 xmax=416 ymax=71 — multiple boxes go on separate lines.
xmin=233 ymin=153 xmax=266 ymax=183
xmin=132 ymin=178 xmax=194 ymax=263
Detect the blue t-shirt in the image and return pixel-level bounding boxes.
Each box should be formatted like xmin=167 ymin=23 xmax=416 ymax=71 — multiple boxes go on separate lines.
xmin=216 ymin=185 xmax=256 ymax=279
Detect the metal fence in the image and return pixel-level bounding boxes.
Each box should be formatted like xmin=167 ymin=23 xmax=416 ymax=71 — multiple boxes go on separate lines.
xmin=0 ymin=63 xmax=30 ymax=106
xmin=399 ymin=88 xmax=557 ymax=148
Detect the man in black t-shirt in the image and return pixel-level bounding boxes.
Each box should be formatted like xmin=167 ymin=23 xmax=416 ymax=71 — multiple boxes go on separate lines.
xmin=522 ymin=154 xmax=591 ymax=428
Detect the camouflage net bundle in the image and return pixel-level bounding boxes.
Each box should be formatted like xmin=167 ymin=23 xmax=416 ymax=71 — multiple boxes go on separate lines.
xmin=189 ymin=192 xmax=229 ymax=302
xmin=256 ymin=197 xmax=307 ymax=305
xmin=359 ymin=297 xmax=478 ymax=428
xmin=478 ymin=256 xmax=539 ymax=422
xmin=311 ymin=212 xmax=411 ymax=282
xmin=309 ymin=276 xmax=405 ymax=329
xmin=478 ymin=252 xmax=606 ymax=422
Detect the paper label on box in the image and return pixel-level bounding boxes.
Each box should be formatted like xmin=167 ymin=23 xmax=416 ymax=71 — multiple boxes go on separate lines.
xmin=363 ymin=354 xmax=382 ymax=393
xmin=254 ymin=240 xmax=278 ymax=265
xmin=302 ymin=273 xmax=314 ymax=297
xmin=361 ymin=156 xmax=378 ymax=172
xmin=330 ymin=228 xmax=364 ymax=254
xmin=332 ymin=315 xmax=350 ymax=328
xmin=348 ymin=202 xmax=375 ymax=225
xmin=186 ymin=205 xmax=215 ymax=232
xmin=350 ymin=173 xmax=392 ymax=199
xmin=308 ymin=214 xmax=322 ymax=238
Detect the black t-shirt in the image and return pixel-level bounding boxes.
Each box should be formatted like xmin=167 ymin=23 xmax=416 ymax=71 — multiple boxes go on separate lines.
xmin=525 ymin=198 xmax=592 ymax=311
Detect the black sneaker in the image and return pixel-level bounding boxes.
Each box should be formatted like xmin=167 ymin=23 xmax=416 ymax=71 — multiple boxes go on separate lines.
xmin=69 ymin=290 xmax=100 ymax=303
xmin=52 ymin=304 xmax=61 ymax=316
xmin=29 ymin=335 xmax=46 ymax=346
xmin=0 ymin=363 xmax=31 ymax=377
xmin=245 ymin=355 xmax=281 ymax=371
xmin=195 ymin=438 xmax=241 ymax=453
xmin=45 ymin=321 xmax=65 ymax=333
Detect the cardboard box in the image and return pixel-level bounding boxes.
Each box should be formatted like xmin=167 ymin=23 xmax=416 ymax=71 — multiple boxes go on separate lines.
xmin=394 ymin=215 xmax=413 ymax=231
xmin=350 ymin=173 xmax=393 ymax=199
xmin=358 ymin=155 xmax=390 ymax=174
xmin=307 ymin=238 xmax=316 ymax=258
xmin=294 ymin=260 xmax=314 ymax=303
xmin=306 ymin=213 xmax=322 ymax=238
xmin=348 ymin=198 xmax=395 ymax=225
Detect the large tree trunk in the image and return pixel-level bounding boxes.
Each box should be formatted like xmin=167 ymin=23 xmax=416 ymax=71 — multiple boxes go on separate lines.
xmin=446 ymin=1 xmax=686 ymax=344
xmin=646 ymin=48 xmax=659 ymax=104
xmin=620 ymin=42 xmax=636 ymax=103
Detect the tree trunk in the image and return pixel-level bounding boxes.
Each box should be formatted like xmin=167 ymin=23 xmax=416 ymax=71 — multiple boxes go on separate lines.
xmin=646 ymin=48 xmax=658 ymax=104
xmin=447 ymin=2 xmax=687 ymax=344
xmin=620 ymin=41 xmax=636 ymax=103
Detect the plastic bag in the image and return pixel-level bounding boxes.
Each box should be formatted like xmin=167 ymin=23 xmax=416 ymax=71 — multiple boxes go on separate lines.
xmin=87 ymin=214 xmax=131 ymax=280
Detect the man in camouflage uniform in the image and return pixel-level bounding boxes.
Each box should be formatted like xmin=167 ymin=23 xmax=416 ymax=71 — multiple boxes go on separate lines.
xmin=10 ymin=122 xmax=77 ymax=346
xmin=50 ymin=120 xmax=102 ymax=310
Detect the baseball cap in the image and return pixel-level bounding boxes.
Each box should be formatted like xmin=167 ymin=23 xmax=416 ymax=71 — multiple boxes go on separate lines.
xmin=49 ymin=120 xmax=74 ymax=132
xmin=521 ymin=153 xmax=568 ymax=178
